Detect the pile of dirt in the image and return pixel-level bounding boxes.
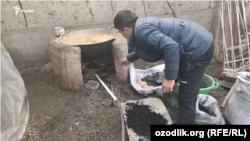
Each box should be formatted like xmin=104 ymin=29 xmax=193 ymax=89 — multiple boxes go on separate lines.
xmin=125 ymin=103 xmax=168 ymax=140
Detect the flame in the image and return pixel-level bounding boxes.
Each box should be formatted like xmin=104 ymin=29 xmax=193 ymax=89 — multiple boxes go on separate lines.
xmin=82 ymin=65 xmax=87 ymax=69
xmin=82 ymin=61 xmax=104 ymax=70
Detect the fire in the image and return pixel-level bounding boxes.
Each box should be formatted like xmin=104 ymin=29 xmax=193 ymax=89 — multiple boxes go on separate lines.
xmin=82 ymin=64 xmax=88 ymax=70
xmin=82 ymin=60 xmax=104 ymax=70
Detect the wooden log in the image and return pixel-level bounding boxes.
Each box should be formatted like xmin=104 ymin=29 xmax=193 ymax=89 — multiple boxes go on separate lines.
xmin=221 ymin=83 xmax=235 ymax=109
xmin=48 ymin=37 xmax=83 ymax=91
xmin=111 ymin=35 xmax=129 ymax=82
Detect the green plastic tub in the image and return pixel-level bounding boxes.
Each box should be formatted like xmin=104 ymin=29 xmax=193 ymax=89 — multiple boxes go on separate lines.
xmin=175 ymin=74 xmax=219 ymax=95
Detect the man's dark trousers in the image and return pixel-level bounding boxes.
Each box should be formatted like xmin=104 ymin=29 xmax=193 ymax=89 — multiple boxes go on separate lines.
xmin=175 ymin=43 xmax=214 ymax=125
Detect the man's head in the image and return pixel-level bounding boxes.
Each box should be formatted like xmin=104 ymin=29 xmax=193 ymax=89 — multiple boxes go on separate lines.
xmin=114 ymin=10 xmax=138 ymax=39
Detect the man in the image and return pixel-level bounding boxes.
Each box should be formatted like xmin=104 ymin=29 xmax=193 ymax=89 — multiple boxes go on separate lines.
xmin=113 ymin=10 xmax=214 ymax=125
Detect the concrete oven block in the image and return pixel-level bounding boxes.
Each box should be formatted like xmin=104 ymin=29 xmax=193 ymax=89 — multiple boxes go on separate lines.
xmin=111 ymin=32 xmax=129 ymax=82
xmin=86 ymin=80 xmax=100 ymax=90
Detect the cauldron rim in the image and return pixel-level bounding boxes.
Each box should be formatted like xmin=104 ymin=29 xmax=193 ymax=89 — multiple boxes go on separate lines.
xmin=58 ymin=28 xmax=116 ymax=46
xmin=77 ymin=38 xmax=115 ymax=47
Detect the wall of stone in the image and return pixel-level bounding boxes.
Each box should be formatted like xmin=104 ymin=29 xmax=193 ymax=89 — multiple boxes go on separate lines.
xmin=1 ymin=1 xmax=214 ymax=70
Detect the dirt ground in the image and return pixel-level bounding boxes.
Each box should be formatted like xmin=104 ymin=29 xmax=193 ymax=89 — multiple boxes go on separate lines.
xmin=20 ymin=60 xmax=229 ymax=141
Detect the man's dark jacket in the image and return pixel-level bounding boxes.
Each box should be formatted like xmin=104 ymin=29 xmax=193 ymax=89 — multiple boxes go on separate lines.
xmin=126 ymin=17 xmax=213 ymax=80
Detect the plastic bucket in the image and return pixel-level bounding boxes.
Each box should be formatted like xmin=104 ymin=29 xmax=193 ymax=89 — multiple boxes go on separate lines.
xmin=175 ymin=74 xmax=219 ymax=95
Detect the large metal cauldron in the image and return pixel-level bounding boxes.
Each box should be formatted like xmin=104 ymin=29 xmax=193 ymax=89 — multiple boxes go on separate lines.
xmin=60 ymin=29 xmax=116 ymax=66
xmin=79 ymin=38 xmax=115 ymax=65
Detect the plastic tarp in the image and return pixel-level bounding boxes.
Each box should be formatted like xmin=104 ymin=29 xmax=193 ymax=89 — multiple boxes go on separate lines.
xmin=195 ymin=94 xmax=225 ymax=125
xmin=224 ymin=72 xmax=250 ymax=124
xmin=1 ymin=42 xmax=29 ymax=141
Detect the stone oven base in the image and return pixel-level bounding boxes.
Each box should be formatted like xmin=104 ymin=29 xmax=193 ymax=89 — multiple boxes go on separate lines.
xmin=48 ymin=37 xmax=83 ymax=91
xmin=48 ymin=29 xmax=129 ymax=91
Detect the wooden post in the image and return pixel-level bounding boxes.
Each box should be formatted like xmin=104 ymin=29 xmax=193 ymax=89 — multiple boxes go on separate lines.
xmin=48 ymin=37 xmax=84 ymax=91
xmin=247 ymin=5 xmax=250 ymax=28
xmin=206 ymin=1 xmax=224 ymax=77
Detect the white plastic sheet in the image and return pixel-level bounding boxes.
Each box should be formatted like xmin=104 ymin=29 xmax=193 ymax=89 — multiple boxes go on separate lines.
xmin=224 ymin=72 xmax=250 ymax=124
xmin=1 ymin=43 xmax=29 ymax=141
xmin=129 ymin=63 xmax=165 ymax=96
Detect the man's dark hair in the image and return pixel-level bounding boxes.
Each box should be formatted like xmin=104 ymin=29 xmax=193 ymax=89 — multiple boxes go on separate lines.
xmin=114 ymin=10 xmax=138 ymax=31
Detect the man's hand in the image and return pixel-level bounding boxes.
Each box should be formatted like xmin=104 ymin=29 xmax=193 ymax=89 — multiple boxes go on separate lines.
xmin=121 ymin=58 xmax=130 ymax=66
xmin=162 ymin=79 xmax=175 ymax=93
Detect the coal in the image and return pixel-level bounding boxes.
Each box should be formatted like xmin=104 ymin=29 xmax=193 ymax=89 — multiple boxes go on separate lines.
xmin=141 ymin=71 xmax=165 ymax=86
xmin=82 ymin=61 xmax=104 ymax=69
xmin=125 ymin=103 xmax=168 ymax=140
xmin=87 ymin=63 xmax=102 ymax=69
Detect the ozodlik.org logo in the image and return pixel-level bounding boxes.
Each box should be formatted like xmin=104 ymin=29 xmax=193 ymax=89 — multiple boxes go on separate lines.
xmin=13 ymin=5 xmax=34 ymax=16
